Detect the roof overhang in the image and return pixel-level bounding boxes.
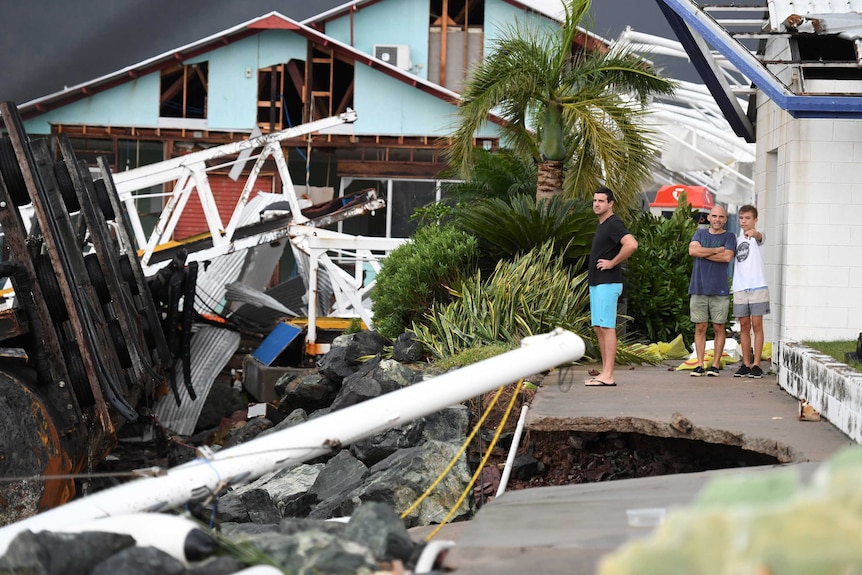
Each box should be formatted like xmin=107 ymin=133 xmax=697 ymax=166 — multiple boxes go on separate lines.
xmin=17 ymin=11 xmax=506 ymax=126
xmin=656 ymin=0 xmax=862 ymax=133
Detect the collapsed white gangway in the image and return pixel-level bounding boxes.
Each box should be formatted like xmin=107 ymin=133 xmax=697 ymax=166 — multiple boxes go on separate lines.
xmin=110 ymin=109 xmax=405 ymax=350
xmin=611 ymin=28 xmax=757 ymax=205
xmin=0 ymin=329 xmax=586 ymax=554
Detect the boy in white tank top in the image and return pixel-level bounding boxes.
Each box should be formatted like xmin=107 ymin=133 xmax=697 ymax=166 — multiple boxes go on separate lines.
xmin=731 ymin=205 xmax=770 ymax=378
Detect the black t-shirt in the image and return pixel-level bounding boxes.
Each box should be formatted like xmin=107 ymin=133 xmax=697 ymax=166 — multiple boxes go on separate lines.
xmin=588 ymin=214 xmax=630 ymax=286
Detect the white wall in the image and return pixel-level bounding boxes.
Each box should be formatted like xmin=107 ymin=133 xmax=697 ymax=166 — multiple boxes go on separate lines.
xmin=756 ymin=94 xmax=862 ymax=343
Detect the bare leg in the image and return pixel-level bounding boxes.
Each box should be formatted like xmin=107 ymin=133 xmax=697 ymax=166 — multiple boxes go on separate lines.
xmin=595 ymin=326 xmax=617 ymax=382
xmin=751 ymin=315 xmax=764 ymax=368
xmin=694 ymin=322 xmax=708 ymax=368
xmin=589 ymin=326 xmax=617 ymax=382
xmin=712 ymin=323 xmax=726 ymax=368
xmin=738 ymin=315 xmax=752 ymax=366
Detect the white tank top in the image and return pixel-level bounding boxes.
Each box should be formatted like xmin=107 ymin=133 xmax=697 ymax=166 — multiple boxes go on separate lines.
xmin=732 ymin=233 xmax=767 ymax=291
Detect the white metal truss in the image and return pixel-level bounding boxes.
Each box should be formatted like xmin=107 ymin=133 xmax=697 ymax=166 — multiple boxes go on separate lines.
xmin=611 ymin=28 xmax=757 ymax=204
xmin=290 ymin=226 xmax=407 ymax=354
xmin=107 ymin=108 xmax=404 ymax=351
xmin=111 ymin=110 xmax=357 ymax=271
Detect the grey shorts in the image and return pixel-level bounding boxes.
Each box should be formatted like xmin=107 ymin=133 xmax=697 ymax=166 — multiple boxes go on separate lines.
xmin=690 ymin=294 xmax=730 ymax=325
xmin=733 ymin=288 xmax=770 ymax=317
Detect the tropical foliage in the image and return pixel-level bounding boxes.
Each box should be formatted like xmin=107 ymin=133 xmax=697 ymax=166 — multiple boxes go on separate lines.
xmin=624 ymin=199 xmax=699 ymax=345
xmin=372 ymin=225 xmax=478 ymax=339
xmin=453 ymin=194 xmax=594 ymax=271
xmin=412 ymin=242 xmax=590 ymax=358
xmin=412 ymin=147 xmax=537 ymax=228
xmin=447 ymin=0 xmax=675 ymax=207
xmin=444 ymin=148 xmax=537 ymax=202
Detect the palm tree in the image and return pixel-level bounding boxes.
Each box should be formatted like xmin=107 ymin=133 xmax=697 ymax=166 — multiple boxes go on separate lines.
xmin=448 ymin=0 xmax=675 ymax=208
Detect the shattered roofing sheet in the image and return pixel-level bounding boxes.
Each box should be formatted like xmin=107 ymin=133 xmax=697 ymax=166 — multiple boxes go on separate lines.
xmin=771 ymin=0 xmax=862 ymax=37
xmin=784 ymin=12 xmax=862 ymax=39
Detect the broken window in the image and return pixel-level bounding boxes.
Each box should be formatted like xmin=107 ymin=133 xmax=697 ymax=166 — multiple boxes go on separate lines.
xmin=258 ymin=53 xmax=354 ymax=132
xmin=428 ymin=0 xmax=485 ymax=91
xmin=307 ymin=46 xmax=355 ymax=122
xmin=160 ymin=62 xmax=208 ymax=119
xmin=795 ymin=36 xmax=862 ymax=81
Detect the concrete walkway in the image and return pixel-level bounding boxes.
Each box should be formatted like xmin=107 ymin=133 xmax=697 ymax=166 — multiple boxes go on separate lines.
xmin=436 ymin=362 xmax=854 ymax=574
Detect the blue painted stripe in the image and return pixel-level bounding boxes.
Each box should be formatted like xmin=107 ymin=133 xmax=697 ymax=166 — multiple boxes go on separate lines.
xmin=658 ymin=0 xmax=862 ymax=117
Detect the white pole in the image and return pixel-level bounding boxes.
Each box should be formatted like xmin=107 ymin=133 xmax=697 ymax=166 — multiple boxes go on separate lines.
xmin=496 ymin=404 xmax=530 ymax=498
xmin=0 ymin=329 xmax=584 ymax=553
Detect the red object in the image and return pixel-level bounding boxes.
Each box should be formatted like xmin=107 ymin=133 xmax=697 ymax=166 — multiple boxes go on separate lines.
xmin=650 ymin=185 xmax=715 ymax=209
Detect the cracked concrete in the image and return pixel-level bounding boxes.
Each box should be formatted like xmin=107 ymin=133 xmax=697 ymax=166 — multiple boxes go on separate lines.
xmin=526 ymin=362 xmax=851 ymax=463
xmin=439 ymin=361 xmax=855 ymax=575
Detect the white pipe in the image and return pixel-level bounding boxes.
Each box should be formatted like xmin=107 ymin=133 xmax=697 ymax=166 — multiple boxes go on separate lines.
xmin=496 ymin=405 xmax=530 ymax=498
xmin=0 ymin=329 xmax=585 ymax=554
xmin=414 ymin=539 xmax=457 ymax=573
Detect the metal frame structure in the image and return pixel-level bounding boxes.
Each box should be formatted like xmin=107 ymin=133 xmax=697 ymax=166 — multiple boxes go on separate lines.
xmin=611 ymin=28 xmax=757 ymax=204
xmin=657 ymin=0 xmax=862 ymax=124
xmin=112 ymin=109 xmax=358 ymax=270
xmin=110 ymin=108 xmax=405 ymax=354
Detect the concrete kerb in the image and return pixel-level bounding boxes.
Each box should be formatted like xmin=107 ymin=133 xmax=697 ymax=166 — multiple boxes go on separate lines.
xmin=777 ymin=340 xmax=862 ymax=444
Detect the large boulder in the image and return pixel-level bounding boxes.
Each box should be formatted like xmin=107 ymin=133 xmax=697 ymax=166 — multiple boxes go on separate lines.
xmin=329 ymin=358 xmax=416 ymax=411
xmin=392 ymin=331 xmax=424 ymax=363
xmin=308 ymin=440 xmax=474 ymax=527
xmin=278 ymin=373 xmax=339 ymax=414
xmin=234 ymin=531 xmax=378 ymax=575
xmin=0 ymin=530 xmax=135 ymax=575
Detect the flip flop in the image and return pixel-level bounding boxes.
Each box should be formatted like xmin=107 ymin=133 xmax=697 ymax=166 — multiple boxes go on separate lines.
xmin=584 ymin=379 xmax=616 ymax=387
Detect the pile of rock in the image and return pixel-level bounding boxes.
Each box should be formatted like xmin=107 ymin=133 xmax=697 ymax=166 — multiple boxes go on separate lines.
xmin=0 ymin=331 xmax=535 ymax=574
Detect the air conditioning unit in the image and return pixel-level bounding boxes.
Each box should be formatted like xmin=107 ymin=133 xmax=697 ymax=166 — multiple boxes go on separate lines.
xmin=373 ymin=44 xmax=411 ymax=70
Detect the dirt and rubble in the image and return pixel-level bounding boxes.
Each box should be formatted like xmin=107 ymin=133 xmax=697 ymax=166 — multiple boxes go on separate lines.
xmin=466 ymin=383 xmax=781 ymax=506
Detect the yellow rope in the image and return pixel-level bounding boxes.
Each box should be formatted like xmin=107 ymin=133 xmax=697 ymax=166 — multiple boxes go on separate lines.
xmin=399 ymin=385 xmax=507 ymax=520
xmin=423 ymin=378 xmax=525 ymax=540
xmin=413 ymin=379 xmax=525 ymax=541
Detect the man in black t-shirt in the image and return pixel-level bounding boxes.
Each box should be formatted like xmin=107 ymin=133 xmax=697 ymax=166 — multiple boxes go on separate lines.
xmin=585 ymin=187 xmax=638 ymax=387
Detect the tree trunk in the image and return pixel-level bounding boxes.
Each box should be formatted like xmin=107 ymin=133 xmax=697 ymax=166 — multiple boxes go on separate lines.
xmin=536 ymin=160 xmax=564 ymax=202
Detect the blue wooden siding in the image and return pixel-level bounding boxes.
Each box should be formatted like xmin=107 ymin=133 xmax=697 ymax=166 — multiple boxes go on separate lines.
xmin=325 ymin=0 xmax=430 ymax=80
xmin=23 ymin=75 xmax=160 ymax=134
xmin=353 ymin=64 xmax=500 ymax=139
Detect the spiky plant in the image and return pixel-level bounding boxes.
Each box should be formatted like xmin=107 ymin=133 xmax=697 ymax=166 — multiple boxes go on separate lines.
xmin=452 ymin=193 xmax=593 ymax=269
xmin=412 ymin=241 xmax=591 ymax=358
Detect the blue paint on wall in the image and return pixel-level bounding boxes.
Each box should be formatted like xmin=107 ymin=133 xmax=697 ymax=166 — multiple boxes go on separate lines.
xmin=326 ymin=0 xmax=429 ymax=80
xmin=353 ymin=64 xmax=500 ymax=139
xmin=24 ymin=74 xmax=160 ymax=134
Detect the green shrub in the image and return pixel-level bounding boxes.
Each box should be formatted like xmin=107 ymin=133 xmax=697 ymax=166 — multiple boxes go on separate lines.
xmin=412 ymin=241 xmax=591 ymax=358
xmin=371 ymin=225 xmax=478 ymax=339
xmin=625 ymin=201 xmax=698 ymax=345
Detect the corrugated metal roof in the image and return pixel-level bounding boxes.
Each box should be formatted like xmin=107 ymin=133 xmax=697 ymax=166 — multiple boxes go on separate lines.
xmin=153 ymin=325 xmax=241 ymax=436
xmin=195 ymin=192 xmax=287 ymax=317
xmin=769 ymin=0 xmax=862 ymax=26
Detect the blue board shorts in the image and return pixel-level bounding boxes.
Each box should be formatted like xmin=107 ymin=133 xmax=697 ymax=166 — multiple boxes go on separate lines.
xmin=590 ymin=283 xmax=622 ymax=328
